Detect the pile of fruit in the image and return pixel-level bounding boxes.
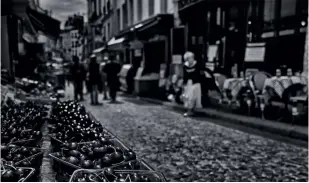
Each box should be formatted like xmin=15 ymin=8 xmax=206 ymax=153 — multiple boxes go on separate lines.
xmin=49 ymin=101 xmax=165 ymax=182
xmin=1 ymin=145 xmax=43 ymax=167
xmin=1 ymin=101 xmax=47 ymax=145
xmin=1 ymin=165 xmax=35 ymax=182
xmin=1 ymin=100 xmax=47 ymax=182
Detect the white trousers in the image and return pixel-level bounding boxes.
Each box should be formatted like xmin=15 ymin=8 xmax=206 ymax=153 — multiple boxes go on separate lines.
xmin=183 ymin=80 xmax=202 ymax=109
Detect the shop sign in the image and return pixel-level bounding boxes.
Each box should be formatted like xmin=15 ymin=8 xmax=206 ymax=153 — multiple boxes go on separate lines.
xmin=134 ymin=49 xmax=142 ymax=57
xmin=207 ymin=45 xmax=218 ymax=62
xmin=245 ymin=43 xmax=266 ymax=62
xmin=172 ymin=55 xmax=182 ymax=64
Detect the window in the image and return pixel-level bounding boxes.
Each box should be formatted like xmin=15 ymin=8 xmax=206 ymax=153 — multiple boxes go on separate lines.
xmin=129 ymin=0 xmax=134 ymax=24
xmin=107 ymin=23 xmax=110 ymax=40
xmin=137 ymin=0 xmax=143 ymax=21
xmin=122 ymin=3 xmax=128 ymax=28
xmin=107 ymin=1 xmax=111 ymax=12
xmin=149 ymin=0 xmax=154 ymax=16
xmin=279 ymin=0 xmax=297 ymax=30
xmin=117 ymin=9 xmax=121 ymax=31
xmin=263 ymin=0 xmax=276 ymax=31
xmin=98 ymin=0 xmax=102 ymax=15
xmin=160 ymin=0 xmax=167 ymax=13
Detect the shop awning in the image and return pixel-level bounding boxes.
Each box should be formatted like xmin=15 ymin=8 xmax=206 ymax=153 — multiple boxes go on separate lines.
xmin=93 ymin=46 xmax=106 ymax=53
xmin=115 ymin=14 xmax=174 ymax=39
xmin=26 ymin=7 xmax=61 ymax=39
xmin=108 ymin=37 xmax=125 ymax=46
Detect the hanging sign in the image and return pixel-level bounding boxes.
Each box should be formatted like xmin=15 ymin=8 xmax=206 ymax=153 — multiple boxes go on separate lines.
xmin=134 ymin=49 xmax=142 ymax=57
xmin=172 ymin=55 xmax=182 ymax=64
xmin=245 ymin=43 xmax=266 ymax=62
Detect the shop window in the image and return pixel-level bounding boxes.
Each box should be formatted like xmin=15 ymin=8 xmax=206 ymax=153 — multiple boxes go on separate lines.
xmin=280 ymin=0 xmax=297 ymax=30
xmin=263 ymin=0 xmax=276 ymax=31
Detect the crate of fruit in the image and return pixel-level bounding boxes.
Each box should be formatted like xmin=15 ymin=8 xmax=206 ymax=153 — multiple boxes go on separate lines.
xmin=110 ymin=159 xmax=154 ymax=171
xmin=69 ymin=168 xmax=166 ymax=182
xmin=1 ymin=145 xmax=44 ymax=168
xmin=1 ymin=165 xmax=35 ymax=182
xmin=49 ymin=139 xmax=137 ymax=180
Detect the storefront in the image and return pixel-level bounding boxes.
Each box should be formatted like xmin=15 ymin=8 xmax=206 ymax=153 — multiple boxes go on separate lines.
xmin=115 ymin=14 xmax=174 ymax=96
xmin=177 ymin=0 xmax=308 ymax=76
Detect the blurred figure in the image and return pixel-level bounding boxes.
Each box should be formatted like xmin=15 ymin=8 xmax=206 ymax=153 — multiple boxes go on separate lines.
xmin=100 ymin=62 xmax=108 ymax=100
xmin=182 ymin=51 xmax=202 ymax=117
xmin=70 ymin=56 xmax=86 ymax=101
xmin=88 ymin=55 xmax=101 ymax=105
xmin=103 ymin=55 xmax=121 ymax=103
xmin=287 ymin=68 xmax=293 ymax=77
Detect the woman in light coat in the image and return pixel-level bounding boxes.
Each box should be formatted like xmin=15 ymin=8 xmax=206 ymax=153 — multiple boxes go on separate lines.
xmin=182 ymin=52 xmax=202 ymax=117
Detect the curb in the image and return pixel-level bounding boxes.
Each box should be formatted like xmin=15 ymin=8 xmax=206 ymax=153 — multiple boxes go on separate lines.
xmin=136 ymin=96 xmax=308 ymax=142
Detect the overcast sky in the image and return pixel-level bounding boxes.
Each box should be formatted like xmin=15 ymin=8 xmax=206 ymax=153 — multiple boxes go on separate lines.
xmin=39 ymin=0 xmax=87 ymax=28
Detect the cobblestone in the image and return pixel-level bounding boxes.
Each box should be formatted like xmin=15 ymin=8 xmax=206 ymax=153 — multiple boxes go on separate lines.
xmin=76 ymin=94 xmax=308 ymax=182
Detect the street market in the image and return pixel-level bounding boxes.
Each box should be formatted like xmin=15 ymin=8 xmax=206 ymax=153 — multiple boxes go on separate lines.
xmin=1 ymin=0 xmax=308 ymax=182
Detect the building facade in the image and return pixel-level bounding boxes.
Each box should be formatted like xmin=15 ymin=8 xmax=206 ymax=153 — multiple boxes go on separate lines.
xmin=177 ymin=0 xmax=308 ymax=76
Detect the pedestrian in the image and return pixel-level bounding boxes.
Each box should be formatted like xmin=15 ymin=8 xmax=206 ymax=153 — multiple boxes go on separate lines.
xmin=70 ymin=56 xmax=86 ymax=101
xmin=88 ymin=55 xmax=101 ymax=105
xmin=100 ymin=62 xmax=109 ymax=100
xmin=182 ymin=51 xmax=202 ymax=117
xmin=103 ymin=55 xmax=121 ymax=103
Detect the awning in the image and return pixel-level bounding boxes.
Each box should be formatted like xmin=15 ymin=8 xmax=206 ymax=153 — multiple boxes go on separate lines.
xmin=52 ymin=57 xmax=63 ymax=62
xmin=93 ymin=46 xmax=106 ymax=54
xmin=108 ymin=37 xmax=125 ymax=46
xmin=115 ymin=14 xmax=174 ymax=39
xmin=22 ymin=33 xmax=36 ymax=43
xmin=26 ymin=7 xmax=61 ymax=39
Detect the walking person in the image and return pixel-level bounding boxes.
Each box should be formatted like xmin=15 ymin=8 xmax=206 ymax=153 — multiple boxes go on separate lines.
xmin=182 ymin=51 xmax=202 ymax=117
xmin=70 ymin=56 xmax=86 ymax=101
xmin=88 ymin=55 xmax=101 ymax=105
xmin=100 ymin=62 xmax=109 ymax=100
xmin=103 ymin=55 xmax=121 ymax=103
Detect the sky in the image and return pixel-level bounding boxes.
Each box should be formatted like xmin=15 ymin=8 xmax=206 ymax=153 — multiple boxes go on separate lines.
xmin=39 ymin=0 xmax=87 ymax=28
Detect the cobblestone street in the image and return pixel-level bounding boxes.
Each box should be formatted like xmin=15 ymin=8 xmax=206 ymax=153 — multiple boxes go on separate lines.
xmin=66 ymin=86 xmax=308 ymax=182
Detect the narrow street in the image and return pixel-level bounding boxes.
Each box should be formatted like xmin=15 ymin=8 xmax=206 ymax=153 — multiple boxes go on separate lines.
xmin=65 ymin=85 xmax=308 ymax=182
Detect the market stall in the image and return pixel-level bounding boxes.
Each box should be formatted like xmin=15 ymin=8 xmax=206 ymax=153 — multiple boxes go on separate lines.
xmin=1 ymin=89 xmax=166 ymax=182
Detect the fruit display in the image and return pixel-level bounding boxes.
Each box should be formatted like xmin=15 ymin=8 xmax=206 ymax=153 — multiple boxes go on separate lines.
xmin=1 ymin=165 xmax=35 ymax=182
xmin=1 ymin=145 xmax=43 ymax=168
xmin=49 ymin=101 xmax=114 ymax=149
xmin=69 ymin=168 xmax=166 ymax=182
xmin=1 ymin=101 xmax=47 ymax=146
xmin=49 ymin=140 xmax=136 ymax=170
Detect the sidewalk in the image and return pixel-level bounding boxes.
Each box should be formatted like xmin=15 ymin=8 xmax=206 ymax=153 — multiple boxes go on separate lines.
xmin=121 ymin=93 xmax=308 ymax=142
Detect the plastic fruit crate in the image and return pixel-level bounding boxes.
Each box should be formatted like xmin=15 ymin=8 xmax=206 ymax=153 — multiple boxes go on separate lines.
xmin=69 ymin=169 xmax=166 ymax=182
xmin=49 ymin=139 xmax=136 ymax=181
xmin=1 ymin=166 xmax=35 ymax=182
xmin=49 ymin=131 xmax=116 ymax=152
xmin=110 ymin=159 xmax=154 ymax=171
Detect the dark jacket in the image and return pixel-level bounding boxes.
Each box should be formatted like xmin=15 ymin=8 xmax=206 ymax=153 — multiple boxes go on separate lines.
xmin=103 ymin=61 xmax=121 ymax=87
xmin=183 ymin=61 xmax=201 ymax=85
xmin=88 ymin=61 xmax=100 ymax=86
xmin=70 ymin=63 xmax=86 ymax=83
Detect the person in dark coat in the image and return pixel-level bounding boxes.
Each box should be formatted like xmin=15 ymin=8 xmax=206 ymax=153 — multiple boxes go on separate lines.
xmin=70 ymin=56 xmax=86 ymax=101
xmin=103 ymin=56 xmax=121 ymax=102
xmin=88 ymin=55 xmax=101 ymax=105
